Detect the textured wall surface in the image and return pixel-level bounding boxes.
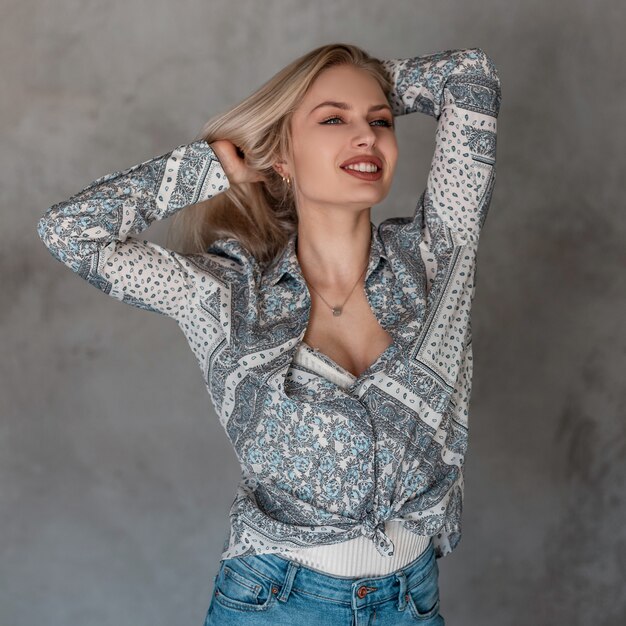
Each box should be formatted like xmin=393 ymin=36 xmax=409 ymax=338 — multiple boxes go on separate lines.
xmin=2 ymin=1 xmax=625 ymax=624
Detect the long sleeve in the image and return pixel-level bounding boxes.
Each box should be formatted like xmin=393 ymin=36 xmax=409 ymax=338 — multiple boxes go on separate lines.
xmin=381 ymin=48 xmax=502 ymax=249
xmin=37 ymin=139 xmax=233 ymax=323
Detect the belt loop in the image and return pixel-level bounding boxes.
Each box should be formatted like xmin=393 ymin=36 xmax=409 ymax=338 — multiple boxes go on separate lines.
xmin=395 ymin=570 xmax=408 ymax=611
xmin=276 ymin=560 xmax=300 ymax=603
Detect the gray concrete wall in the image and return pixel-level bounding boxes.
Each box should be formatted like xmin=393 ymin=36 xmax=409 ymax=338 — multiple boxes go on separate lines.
xmin=2 ymin=1 xmax=624 ymax=624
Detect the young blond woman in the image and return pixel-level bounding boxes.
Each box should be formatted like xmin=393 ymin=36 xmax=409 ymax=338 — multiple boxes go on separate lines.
xmin=38 ymin=42 xmax=501 ymax=625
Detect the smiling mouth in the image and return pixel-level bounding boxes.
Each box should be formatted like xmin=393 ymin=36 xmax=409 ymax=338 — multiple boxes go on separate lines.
xmin=341 ymin=163 xmax=381 ymax=173
xmin=340 ymin=165 xmax=383 ymax=180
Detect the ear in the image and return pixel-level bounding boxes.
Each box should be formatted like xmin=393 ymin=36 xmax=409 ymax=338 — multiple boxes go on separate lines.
xmin=272 ymin=161 xmax=290 ymax=178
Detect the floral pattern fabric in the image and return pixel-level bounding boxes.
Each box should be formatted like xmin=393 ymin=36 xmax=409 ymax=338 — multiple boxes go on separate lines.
xmin=37 ymin=48 xmax=501 ymax=561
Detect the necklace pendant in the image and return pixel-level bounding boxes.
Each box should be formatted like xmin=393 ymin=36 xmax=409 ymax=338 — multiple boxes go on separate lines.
xmin=332 ymin=306 xmax=342 ymax=316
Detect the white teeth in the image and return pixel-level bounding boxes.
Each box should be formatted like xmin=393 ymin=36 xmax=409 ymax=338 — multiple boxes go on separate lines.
xmin=344 ymin=162 xmax=379 ymax=172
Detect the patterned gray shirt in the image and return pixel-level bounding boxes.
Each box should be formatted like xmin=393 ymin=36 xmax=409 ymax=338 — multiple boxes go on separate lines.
xmin=37 ymin=47 xmax=501 ymax=561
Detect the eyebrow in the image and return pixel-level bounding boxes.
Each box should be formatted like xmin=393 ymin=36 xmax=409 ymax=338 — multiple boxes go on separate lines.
xmin=308 ymin=100 xmax=393 ymax=116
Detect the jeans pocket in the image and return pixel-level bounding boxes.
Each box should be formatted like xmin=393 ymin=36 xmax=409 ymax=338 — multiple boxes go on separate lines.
xmin=213 ymin=558 xmax=278 ymax=613
xmin=406 ymin=556 xmax=441 ymax=621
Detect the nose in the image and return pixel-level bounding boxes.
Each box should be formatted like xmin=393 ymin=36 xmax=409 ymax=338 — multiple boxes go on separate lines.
xmin=352 ymin=119 xmax=377 ymax=148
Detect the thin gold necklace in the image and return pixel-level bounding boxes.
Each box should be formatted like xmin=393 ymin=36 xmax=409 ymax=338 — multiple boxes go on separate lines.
xmin=303 ymin=262 xmax=369 ymax=317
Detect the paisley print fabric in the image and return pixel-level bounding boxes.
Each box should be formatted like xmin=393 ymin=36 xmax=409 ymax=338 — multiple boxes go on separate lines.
xmin=37 ymin=48 xmax=501 ymax=562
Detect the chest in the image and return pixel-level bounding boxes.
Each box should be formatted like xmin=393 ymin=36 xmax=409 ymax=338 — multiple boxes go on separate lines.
xmin=301 ymin=285 xmax=394 ymax=379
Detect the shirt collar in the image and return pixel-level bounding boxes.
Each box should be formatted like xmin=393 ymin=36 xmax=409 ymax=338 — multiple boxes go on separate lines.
xmin=263 ymin=221 xmax=388 ymax=287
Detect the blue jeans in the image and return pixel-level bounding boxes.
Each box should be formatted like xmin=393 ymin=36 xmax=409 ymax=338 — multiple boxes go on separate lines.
xmin=204 ymin=537 xmax=444 ymax=625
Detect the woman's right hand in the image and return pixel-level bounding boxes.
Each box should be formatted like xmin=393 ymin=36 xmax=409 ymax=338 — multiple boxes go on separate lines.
xmin=209 ymin=139 xmax=266 ymax=185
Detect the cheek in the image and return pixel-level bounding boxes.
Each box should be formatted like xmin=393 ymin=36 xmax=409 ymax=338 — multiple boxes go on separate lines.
xmin=293 ymin=142 xmax=338 ymax=181
xmin=383 ymin=135 xmax=399 ymax=159
xmin=384 ymin=149 xmax=399 ymax=178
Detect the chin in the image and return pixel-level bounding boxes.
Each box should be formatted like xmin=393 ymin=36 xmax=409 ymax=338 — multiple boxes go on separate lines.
xmin=353 ymin=190 xmax=388 ymax=205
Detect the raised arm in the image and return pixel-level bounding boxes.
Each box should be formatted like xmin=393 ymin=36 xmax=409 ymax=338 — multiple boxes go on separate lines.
xmin=381 ymin=48 xmax=502 ymax=249
xmin=37 ymin=139 xmax=235 ymax=323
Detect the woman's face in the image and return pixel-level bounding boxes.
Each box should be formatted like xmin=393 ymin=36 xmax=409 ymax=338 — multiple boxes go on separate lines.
xmin=283 ymin=64 xmax=398 ymax=218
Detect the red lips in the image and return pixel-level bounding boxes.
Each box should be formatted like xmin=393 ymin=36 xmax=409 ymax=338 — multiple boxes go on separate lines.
xmin=340 ymin=155 xmax=383 ymax=169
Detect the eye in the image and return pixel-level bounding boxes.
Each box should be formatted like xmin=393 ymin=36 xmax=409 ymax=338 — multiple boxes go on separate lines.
xmin=320 ymin=116 xmax=342 ymax=125
xmin=320 ymin=116 xmax=394 ymax=128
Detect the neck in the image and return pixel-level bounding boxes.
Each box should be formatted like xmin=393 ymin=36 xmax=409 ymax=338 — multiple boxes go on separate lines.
xmin=295 ymin=211 xmax=372 ymax=290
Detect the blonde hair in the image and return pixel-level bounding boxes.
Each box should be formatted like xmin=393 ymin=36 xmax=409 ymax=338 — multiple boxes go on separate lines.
xmin=166 ymin=43 xmax=393 ymax=267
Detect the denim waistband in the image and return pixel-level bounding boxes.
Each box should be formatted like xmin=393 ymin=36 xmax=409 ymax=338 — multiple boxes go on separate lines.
xmin=224 ymin=537 xmax=435 ymax=610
